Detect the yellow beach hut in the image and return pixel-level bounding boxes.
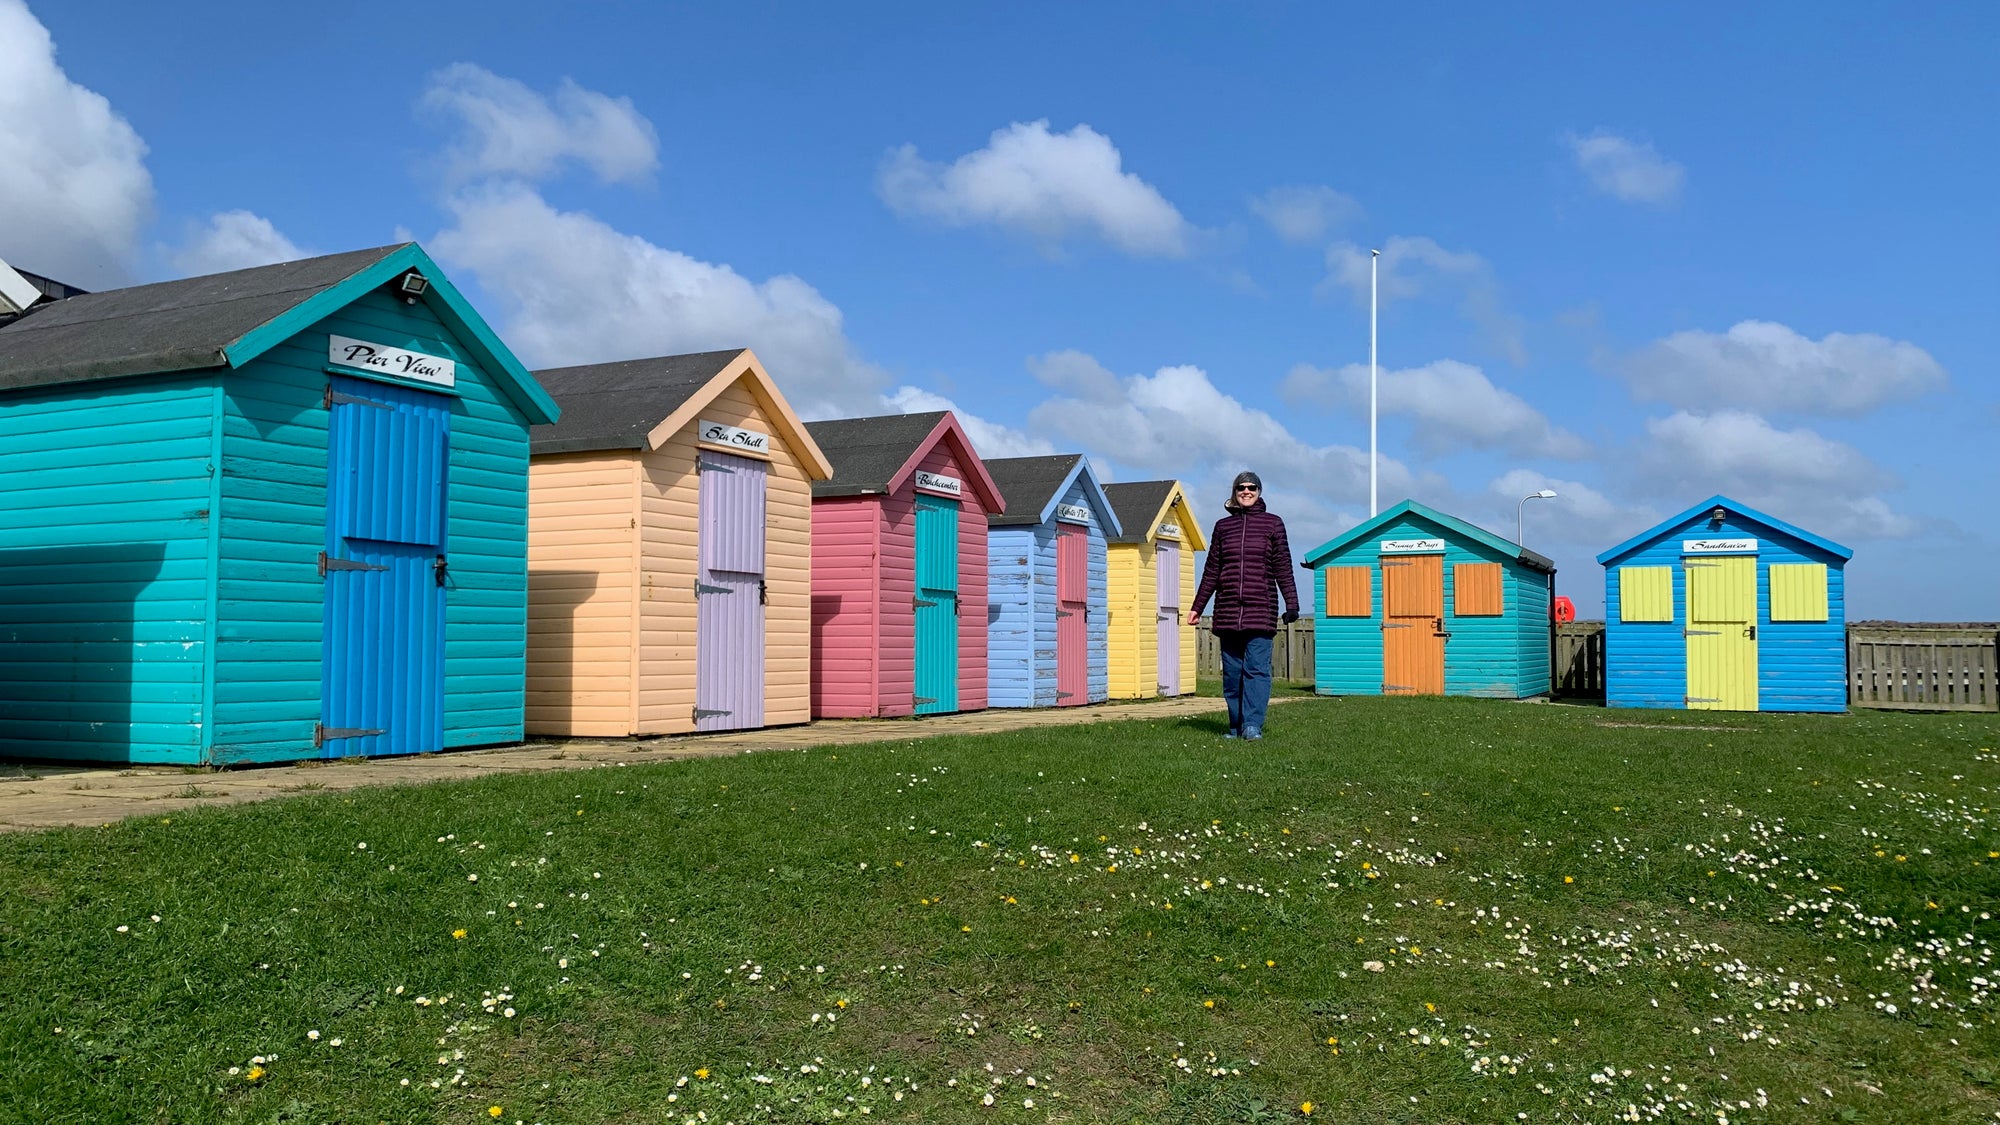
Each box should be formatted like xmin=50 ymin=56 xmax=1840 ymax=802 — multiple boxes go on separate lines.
xmin=525 ymin=349 xmax=832 ymax=737
xmin=1103 ymin=481 xmax=1204 ymax=698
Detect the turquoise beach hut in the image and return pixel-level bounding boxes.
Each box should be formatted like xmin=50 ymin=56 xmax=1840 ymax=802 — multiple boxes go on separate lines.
xmin=1597 ymin=495 xmax=1851 ymax=713
xmin=0 ymin=244 xmax=558 ymax=764
xmin=1302 ymin=500 xmax=1556 ymax=698
xmin=982 ymin=454 xmax=1120 ymax=708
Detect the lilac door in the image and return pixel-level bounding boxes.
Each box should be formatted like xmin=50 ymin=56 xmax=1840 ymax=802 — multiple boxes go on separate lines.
xmin=1156 ymin=542 xmax=1181 ymax=696
xmin=1055 ymin=522 xmax=1089 ymax=706
xmin=696 ymin=451 xmax=766 ymax=731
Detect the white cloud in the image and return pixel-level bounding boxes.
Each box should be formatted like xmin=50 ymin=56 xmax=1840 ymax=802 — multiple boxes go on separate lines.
xmin=0 ymin=0 xmax=153 ymax=287
xmin=1619 ymin=320 xmax=1947 ymax=416
xmin=877 ymin=120 xmax=1194 ymax=257
xmin=1633 ymin=409 xmax=1915 ymax=539
xmin=1250 ymin=184 xmax=1360 ymax=245
xmin=430 ymin=183 xmax=887 ymax=418
xmin=1323 ymin=236 xmax=1526 ymax=364
xmin=1484 ymin=468 xmax=1647 ymax=544
xmin=421 ymin=63 xmax=658 ymax=187
xmin=1280 ymin=359 xmax=1589 ymax=459
xmin=170 ymin=210 xmax=306 ymax=276
xmin=881 ymin=385 xmax=1055 ymax=460
xmin=1567 ymin=130 xmax=1684 ymax=206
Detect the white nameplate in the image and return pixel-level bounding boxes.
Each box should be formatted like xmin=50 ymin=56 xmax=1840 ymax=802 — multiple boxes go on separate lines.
xmin=1157 ymin=523 xmax=1181 ymax=540
xmin=1684 ymin=538 xmax=1758 ymax=554
xmin=1055 ymin=503 xmax=1092 ymax=524
xmin=699 ymin=419 xmax=770 ymax=453
xmin=1381 ymin=538 xmax=1445 ymax=553
xmin=328 ymin=335 xmax=456 ymax=387
xmin=914 ymin=470 xmax=962 ymax=496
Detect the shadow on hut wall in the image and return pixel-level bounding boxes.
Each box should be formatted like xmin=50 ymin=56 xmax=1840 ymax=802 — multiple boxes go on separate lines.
xmin=526 ymin=569 xmax=602 ymax=733
xmin=0 ymin=542 xmax=174 ymax=764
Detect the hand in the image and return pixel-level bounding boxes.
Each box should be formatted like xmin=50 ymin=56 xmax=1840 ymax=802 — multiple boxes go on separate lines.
xmin=1186 ymin=610 xmax=1201 ymax=627
xmin=1281 ymin=609 xmax=1299 ymax=625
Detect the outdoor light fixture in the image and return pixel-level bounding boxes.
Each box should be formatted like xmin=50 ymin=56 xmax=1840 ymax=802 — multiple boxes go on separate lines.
xmin=1518 ymin=489 xmax=1557 ymax=545
xmin=1711 ymin=506 xmax=1728 ymax=524
xmin=389 ymin=269 xmax=430 ymax=304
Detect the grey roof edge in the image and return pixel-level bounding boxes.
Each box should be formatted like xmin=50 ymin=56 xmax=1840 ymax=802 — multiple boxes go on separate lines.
xmin=528 ymin=349 xmax=748 ymax=455
xmin=1104 ymin=480 xmax=1180 ymax=543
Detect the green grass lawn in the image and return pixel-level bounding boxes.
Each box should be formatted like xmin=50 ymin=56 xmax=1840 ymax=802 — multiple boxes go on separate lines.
xmin=2 ymin=698 xmax=1997 ymax=1124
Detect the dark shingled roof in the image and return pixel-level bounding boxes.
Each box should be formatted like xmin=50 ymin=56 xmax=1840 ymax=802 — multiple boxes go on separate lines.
xmin=805 ymin=411 xmax=951 ymax=497
xmin=1103 ymin=481 xmax=1180 ymax=543
xmin=0 ymin=245 xmax=408 ymax=392
xmin=529 ymin=350 xmax=747 ymax=455
xmin=983 ymin=454 xmax=1083 ymax=526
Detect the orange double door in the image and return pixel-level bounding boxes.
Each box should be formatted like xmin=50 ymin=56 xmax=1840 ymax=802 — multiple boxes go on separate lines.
xmin=1381 ymin=554 xmax=1445 ymax=695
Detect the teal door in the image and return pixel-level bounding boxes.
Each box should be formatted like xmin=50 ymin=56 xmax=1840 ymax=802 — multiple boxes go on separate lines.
xmin=913 ymin=493 xmax=960 ymax=715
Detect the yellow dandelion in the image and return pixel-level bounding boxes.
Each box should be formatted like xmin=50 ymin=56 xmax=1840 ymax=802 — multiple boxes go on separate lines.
xmin=245 ymin=1065 xmax=265 ymax=1082
xmin=961 ymin=925 xmax=972 ymax=933
xmin=452 ymin=928 xmax=468 ymax=940
xmin=1301 ymin=1101 xmax=1315 ymax=1115
xmin=836 ymin=999 xmax=848 ymax=1009
xmin=1564 ymin=876 xmax=1575 ymax=884
xmin=1203 ymin=999 xmax=1215 ymax=1009
xmin=1068 ymin=854 xmax=1080 ymax=863
xmin=1896 ymin=855 xmax=1908 ymax=862
xmin=1265 ymin=960 xmax=1275 ymax=967
xmin=1163 ymin=902 xmax=1173 ymax=910
xmin=695 ymin=1068 xmax=710 ymax=1079
xmin=1359 ymin=862 xmax=1371 ymax=870
xmin=1282 ymin=828 xmax=1291 ymax=835
xmin=488 ymin=1108 xmax=503 ymax=1119
xmin=1425 ymin=1002 xmax=1436 ymax=1012
xmin=1107 ymin=863 xmax=1118 ymax=873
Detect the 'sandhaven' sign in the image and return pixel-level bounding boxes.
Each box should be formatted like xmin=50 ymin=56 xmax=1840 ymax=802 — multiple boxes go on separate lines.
xmin=1683 ymin=538 xmax=1758 ymax=554
xmin=1055 ymin=503 xmax=1093 ymax=524
xmin=699 ymin=420 xmax=770 ymax=453
xmin=328 ymin=335 xmax=455 ymax=387
xmin=1381 ymin=538 xmax=1445 ymax=553
xmin=914 ymin=470 xmax=962 ymax=496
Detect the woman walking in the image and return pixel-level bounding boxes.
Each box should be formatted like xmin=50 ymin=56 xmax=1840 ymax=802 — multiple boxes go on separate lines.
xmin=1187 ymin=471 xmax=1300 ymax=741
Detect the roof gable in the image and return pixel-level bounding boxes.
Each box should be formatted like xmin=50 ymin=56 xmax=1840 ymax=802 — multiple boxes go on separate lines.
xmin=1104 ymin=480 xmax=1205 ymax=550
xmin=806 ymin=411 xmax=1005 ymax=511
xmin=530 ymin=348 xmax=832 ymax=479
xmin=985 ymin=454 xmax=1120 ymax=532
xmin=1595 ymin=494 xmax=1853 ymax=566
xmin=1303 ymin=499 xmax=1554 ymax=572
xmin=0 ymin=243 xmax=557 ymax=424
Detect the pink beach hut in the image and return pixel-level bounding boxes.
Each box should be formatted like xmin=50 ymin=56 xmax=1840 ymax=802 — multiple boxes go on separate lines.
xmin=804 ymin=411 xmax=1005 ymax=718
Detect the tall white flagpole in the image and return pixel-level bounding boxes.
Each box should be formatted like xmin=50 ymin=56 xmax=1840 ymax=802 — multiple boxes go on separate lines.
xmin=1369 ymin=248 xmax=1380 ymax=517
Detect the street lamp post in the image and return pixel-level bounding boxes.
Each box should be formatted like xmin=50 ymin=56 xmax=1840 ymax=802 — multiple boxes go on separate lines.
xmin=1518 ymin=489 xmax=1557 ymax=545
xmin=1369 ymin=248 xmax=1380 ymax=517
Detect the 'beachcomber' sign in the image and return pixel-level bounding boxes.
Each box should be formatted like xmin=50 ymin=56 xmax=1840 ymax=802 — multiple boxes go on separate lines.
xmin=699 ymin=420 xmax=770 ymax=453
xmin=1683 ymin=538 xmax=1758 ymax=554
xmin=914 ymin=470 xmax=962 ymax=496
xmin=1381 ymin=538 xmax=1446 ymax=553
xmin=328 ymin=335 xmax=456 ymax=388
xmin=1055 ymin=503 xmax=1092 ymax=524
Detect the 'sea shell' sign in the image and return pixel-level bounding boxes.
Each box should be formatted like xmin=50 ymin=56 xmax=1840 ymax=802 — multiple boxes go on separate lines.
xmin=328 ymin=335 xmax=455 ymax=387
xmin=914 ymin=470 xmax=962 ymax=496
xmin=699 ymin=420 xmax=770 ymax=453
xmin=1380 ymin=538 xmax=1446 ymax=553
xmin=1055 ymin=503 xmax=1092 ymax=524
xmin=1683 ymin=538 xmax=1759 ymax=554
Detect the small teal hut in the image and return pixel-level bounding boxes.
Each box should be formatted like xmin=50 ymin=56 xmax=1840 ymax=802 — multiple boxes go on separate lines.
xmin=1596 ymin=495 xmax=1851 ymax=713
xmin=983 ymin=454 xmax=1119 ymax=708
xmin=0 ymin=244 xmax=558 ymax=764
xmin=1302 ymin=500 xmax=1556 ymax=698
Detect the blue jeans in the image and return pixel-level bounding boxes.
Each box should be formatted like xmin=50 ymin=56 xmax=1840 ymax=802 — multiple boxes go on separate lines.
xmin=1218 ymin=631 xmax=1273 ymax=736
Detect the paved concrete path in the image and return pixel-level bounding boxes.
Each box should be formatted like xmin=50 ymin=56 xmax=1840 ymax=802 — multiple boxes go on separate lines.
xmin=0 ymin=694 xmax=1294 ymax=833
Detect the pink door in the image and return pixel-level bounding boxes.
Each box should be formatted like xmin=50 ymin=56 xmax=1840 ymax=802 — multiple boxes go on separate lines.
xmin=695 ymin=451 xmax=766 ymax=731
xmin=1055 ymin=522 xmax=1089 ymax=706
xmin=1156 ymin=541 xmax=1181 ymax=696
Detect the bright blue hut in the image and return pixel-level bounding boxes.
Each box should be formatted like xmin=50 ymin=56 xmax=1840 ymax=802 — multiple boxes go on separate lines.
xmin=983 ymin=454 xmax=1120 ymax=708
xmin=1303 ymin=500 xmax=1556 ymax=698
xmin=1596 ymin=495 xmax=1851 ymax=713
xmin=0 ymin=244 xmax=558 ymax=764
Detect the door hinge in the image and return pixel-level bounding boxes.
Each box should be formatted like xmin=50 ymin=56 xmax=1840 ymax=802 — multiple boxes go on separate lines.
xmin=1382 ymin=622 xmax=1412 ymax=630
xmin=913 ymin=696 xmax=938 ymax=706
xmin=1383 ymin=683 xmax=1414 ymax=692
xmin=1684 ymin=696 xmax=1722 ymax=704
xmin=314 ymin=722 xmax=384 ymax=746
xmin=1056 ymin=609 xmax=1074 ymax=618
xmin=693 ymin=707 xmax=733 ymax=720
xmin=758 ymin=580 xmax=767 ymax=605
xmin=1056 ymin=691 xmax=1076 ymax=699
xmin=915 ymin=597 xmax=938 ymax=608
xmin=323 ymin=385 xmax=392 ymax=410
xmin=1684 ymin=628 xmax=1720 ymax=636
xmin=697 ymin=459 xmax=735 ymax=473
xmin=696 ymin=581 xmax=730 ymax=595
xmin=319 ymin=551 xmax=390 ymax=577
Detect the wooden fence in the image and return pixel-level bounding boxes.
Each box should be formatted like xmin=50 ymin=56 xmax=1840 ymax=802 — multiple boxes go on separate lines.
xmin=1195 ymin=619 xmax=1998 ymax=711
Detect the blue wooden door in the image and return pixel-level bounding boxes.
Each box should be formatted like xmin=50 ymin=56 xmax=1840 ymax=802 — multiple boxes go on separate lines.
xmin=321 ymin=376 xmax=449 ymax=757
xmin=913 ymin=493 xmax=959 ymax=715
xmin=695 ymin=451 xmax=766 ymax=731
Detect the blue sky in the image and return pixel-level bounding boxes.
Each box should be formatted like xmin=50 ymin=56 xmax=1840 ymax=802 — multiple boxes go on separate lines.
xmin=7 ymin=1 xmax=1996 ymax=618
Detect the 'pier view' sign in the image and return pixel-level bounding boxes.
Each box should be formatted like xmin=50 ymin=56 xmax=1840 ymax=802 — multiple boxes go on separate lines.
xmin=328 ymin=336 xmax=456 ymax=388
xmin=699 ymin=420 xmax=770 ymax=453
xmin=914 ymin=470 xmax=962 ymax=496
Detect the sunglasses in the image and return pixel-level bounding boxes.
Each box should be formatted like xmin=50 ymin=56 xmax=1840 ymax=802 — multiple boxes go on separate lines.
xmin=1234 ymin=484 xmax=1260 ymax=493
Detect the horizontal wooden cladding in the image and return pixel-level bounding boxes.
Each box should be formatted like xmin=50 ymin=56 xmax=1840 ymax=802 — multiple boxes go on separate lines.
xmin=1452 ymin=562 xmax=1504 ymax=616
xmin=526 ymin=452 xmax=638 ymax=735
xmin=1323 ymin=566 xmax=1372 ymax=616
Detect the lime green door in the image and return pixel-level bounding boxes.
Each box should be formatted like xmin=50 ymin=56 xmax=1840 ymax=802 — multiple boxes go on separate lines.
xmin=1684 ymin=555 xmax=1758 ymax=711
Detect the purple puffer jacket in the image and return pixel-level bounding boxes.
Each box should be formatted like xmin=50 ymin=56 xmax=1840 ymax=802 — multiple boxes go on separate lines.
xmin=1191 ymin=499 xmax=1300 ymax=634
